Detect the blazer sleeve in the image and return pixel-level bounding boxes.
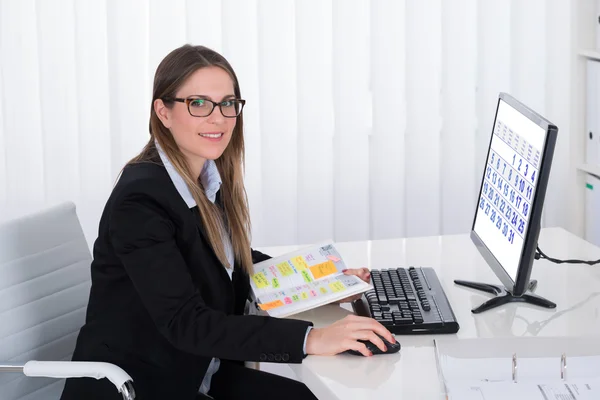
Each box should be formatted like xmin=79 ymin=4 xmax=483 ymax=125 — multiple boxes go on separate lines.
xmin=108 ymin=186 xmax=312 ymax=363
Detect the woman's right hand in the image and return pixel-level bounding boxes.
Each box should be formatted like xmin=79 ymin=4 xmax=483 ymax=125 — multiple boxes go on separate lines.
xmin=304 ymin=315 xmax=396 ymax=357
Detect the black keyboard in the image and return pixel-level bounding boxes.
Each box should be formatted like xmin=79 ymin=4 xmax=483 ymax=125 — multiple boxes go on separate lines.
xmin=352 ymin=267 xmax=459 ymax=334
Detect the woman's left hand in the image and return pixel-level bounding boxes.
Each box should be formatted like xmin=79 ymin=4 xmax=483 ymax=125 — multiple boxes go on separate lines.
xmin=335 ymin=267 xmax=371 ymax=303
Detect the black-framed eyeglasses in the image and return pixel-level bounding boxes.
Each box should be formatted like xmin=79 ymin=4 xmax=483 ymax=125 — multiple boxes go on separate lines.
xmin=163 ymin=96 xmax=246 ymax=118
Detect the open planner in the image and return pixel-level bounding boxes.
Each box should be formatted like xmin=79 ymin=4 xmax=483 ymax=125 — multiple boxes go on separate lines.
xmin=249 ymin=244 xmax=371 ymax=318
xmin=434 ymin=337 xmax=600 ymax=400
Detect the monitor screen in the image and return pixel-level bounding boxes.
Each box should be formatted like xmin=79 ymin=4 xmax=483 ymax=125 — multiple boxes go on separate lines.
xmin=473 ymin=98 xmax=547 ymax=284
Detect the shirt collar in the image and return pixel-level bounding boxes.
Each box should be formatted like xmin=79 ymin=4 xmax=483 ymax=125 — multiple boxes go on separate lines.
xmin=155 ymin=140 xmax=222 ymax=208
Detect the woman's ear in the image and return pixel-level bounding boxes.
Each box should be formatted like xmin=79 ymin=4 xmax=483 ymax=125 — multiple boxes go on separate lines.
xmin=154 ymin=99 xmax=172 ymax=129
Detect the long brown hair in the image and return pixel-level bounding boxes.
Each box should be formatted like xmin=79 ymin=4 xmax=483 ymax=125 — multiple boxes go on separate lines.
xmin=130 ymin=44 xmax=253 ymax=274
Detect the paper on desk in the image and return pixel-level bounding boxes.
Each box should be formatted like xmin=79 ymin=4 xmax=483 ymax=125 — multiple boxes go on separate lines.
xmin=434 ymin=337 xmax=600 ymax=383
xmin=440 ymin=354 xmax=600 ymax=383
xmin=447 ymin=380 xmax=600 ymax=400
xmin=434 ymin=338 xmax=600 ymax=400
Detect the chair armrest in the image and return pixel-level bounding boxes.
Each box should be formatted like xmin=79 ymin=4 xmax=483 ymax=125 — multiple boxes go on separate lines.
xmin=1 ymin=361 xmax=136 ymax=400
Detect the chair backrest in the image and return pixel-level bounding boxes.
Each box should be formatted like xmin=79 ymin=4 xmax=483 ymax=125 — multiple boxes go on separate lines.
xmin=0 ymin=202 xmax=92 ymax=400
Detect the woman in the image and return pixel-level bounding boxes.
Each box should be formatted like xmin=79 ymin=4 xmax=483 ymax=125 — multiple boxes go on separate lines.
xmin=61 ymin=44 xmax=395 ymax=400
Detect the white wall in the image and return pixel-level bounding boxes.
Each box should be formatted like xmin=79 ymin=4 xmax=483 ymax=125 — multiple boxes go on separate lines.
xmin=0 ymin=0 xmax=575 ymax=248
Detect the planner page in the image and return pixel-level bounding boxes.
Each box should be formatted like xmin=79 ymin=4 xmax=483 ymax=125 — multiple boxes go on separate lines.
xmin=249 ymin=244 xmax=371 ymax=317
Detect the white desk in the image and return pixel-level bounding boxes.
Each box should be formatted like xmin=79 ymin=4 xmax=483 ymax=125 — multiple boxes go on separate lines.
xmin=257 ymin=228 xmax=600 ymax=400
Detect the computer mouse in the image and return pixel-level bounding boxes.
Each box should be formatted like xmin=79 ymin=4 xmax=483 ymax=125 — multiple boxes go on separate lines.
xmin=344 ymin=334 xmax=401 ymax=356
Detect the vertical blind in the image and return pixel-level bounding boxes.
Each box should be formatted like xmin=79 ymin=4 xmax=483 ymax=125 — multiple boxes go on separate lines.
xmin=0 ymin=0 xmax=573 ymax=248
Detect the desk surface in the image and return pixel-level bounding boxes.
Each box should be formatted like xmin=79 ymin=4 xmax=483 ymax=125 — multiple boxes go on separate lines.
xmin=257 ymin=228 xmax=600 ymax=400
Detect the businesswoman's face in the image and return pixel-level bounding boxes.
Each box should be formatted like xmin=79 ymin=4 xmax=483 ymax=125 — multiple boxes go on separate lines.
xmin=156 ymin=66 xmax=237 ymax=168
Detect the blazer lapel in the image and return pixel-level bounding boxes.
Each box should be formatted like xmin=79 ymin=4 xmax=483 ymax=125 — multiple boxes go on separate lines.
xmin=191 ymin=206 xmax=235 ymax=313
xmin=191 ymin=206 xmax=210 ymax=244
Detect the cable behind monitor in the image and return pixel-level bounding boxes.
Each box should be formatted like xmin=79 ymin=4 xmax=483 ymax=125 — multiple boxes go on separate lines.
xmin=535 ymin=246 xmax=600 ymax=266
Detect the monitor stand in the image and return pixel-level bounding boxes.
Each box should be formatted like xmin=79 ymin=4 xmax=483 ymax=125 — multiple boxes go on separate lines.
xmin=453 ymin=279 xmax=556 ymax=314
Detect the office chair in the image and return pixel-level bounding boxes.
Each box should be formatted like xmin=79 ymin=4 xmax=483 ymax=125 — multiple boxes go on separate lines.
xmin=0 ymin=202 xmax=135 ymax=399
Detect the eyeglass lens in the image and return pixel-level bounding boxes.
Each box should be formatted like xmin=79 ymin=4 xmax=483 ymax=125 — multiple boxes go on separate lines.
xmin=188 ymin=98 xmax=243 ymax=117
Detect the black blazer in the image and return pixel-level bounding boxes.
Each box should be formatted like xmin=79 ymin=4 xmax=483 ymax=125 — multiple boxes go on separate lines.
xmin=61 ymin=161 xmax=313 ymax=400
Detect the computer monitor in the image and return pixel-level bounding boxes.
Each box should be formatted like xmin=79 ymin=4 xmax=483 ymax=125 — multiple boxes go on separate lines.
xmin=455 ymin=93 xmax=558 ymax=314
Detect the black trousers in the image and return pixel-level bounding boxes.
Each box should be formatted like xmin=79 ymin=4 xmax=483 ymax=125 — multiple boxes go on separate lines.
xmin=198 ymin=361 xmax=318 ymax=400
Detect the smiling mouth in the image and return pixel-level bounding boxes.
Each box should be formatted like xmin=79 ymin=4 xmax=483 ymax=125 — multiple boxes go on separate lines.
xmin=199 ymin=132 xmax=223 ymax=138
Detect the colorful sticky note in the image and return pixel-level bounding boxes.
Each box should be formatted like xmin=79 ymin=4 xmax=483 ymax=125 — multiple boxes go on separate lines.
xmin=251 ymin=272 xmax=269 ymax=289
xmin=291 ymin=256 xmax=309 ymax=271
xmin=301 ymin=270 xmax=313 ymax=283
xmin=301 ymin=292 xmax=309 ymax=300
xmin=320 ymin=287 xmax=328 ymax=294
xmin=292 ymin=294 xmax=300 ymax=301
xmin=329 ymin=281 xmax=346 ymax=293
xmin=272 ymin=278 xmax=280 ymax=288
xmin=258 ymin=300 xmax=284 ymax=311
xmin=284 ymin=297 xmax=293 ymax=304
xmin=327 ymin=255 xmax=341 ymax=262
xmin=309 ymin=260 xmax=337 ymax=279
xmin=277 ymin=261 xmax=294 ymax=277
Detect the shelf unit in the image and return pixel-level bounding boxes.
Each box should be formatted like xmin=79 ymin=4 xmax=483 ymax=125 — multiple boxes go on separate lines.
xmin=579 ymin=49 xmax=600 ymax=61
xmin=577 ymin=164 xmax=600 ymax=178
xmin=574 ymin=0 xmax=599 ymax=242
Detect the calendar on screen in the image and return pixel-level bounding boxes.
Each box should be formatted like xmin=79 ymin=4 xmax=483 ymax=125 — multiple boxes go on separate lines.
xmin=473 ymin=99 xmax=547 ymax=282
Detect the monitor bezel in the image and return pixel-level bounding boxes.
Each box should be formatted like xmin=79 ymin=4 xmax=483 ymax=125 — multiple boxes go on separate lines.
xmin=470 ymin=92 xmax=558 ymax=297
